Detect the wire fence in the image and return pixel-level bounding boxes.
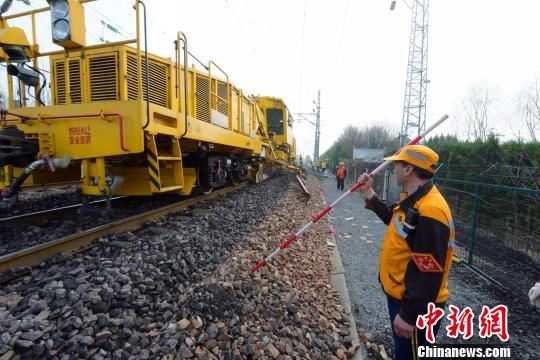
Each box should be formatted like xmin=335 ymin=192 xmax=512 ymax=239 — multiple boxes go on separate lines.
xmin=340 ymin=161 xmax=540 ymax=295
xmin=434 ymin=168 xmax=540 ymax=295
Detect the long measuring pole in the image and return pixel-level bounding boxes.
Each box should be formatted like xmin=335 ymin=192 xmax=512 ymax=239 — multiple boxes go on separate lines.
xmin=251 ymin=114 xmax=449 ymax=272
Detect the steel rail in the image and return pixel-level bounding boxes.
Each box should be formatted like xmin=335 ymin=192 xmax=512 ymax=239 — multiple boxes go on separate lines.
xmin=0 ymin=183 xmax=247 ymax=273
xmin=0 ymin=196 xmax=125 ymax=226
xmin=20 ymin=180 xmax=81 ymax=192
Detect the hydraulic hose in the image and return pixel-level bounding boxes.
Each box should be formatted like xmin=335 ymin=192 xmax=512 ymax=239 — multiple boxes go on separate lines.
xmin=2 ymin=156 xmax=71 ymax=199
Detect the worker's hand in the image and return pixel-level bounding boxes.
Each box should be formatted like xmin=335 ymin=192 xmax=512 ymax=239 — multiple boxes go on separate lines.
xmin=357 ymin=174 xmax=375 ymax=199
xmin=357 ymin=174 xmax=372 ymax=190
xmin=393 ymin=314 xmax=415 ymax=338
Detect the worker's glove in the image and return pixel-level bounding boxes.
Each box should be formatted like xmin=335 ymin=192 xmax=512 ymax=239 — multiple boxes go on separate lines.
xmin=529 ymin=282 xmax=540 ymax=308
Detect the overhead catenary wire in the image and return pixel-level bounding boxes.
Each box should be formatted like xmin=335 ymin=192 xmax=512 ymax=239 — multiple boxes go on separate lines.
xmin=85 ymin=1 xmax=134 ymax=39
xmin=297 ymin=0 xmax=307 ymax=109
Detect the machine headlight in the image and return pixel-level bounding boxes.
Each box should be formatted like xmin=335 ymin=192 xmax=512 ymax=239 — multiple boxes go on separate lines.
xmin=53 ymin=19 xmax=70 ymax=40
xmin=51 ymin=0 xmax=69 ymax=18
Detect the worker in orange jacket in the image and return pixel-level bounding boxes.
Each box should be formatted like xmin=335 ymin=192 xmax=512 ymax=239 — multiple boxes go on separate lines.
xmin=336 ymin=161 xmax=346 ymax=191
xmin=357 ymin=145 xmax=454 ymax=360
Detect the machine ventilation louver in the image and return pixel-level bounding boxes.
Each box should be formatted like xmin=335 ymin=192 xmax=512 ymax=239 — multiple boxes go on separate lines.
xmin=54 ymin=59 xmax=82 ymax=104
xmin=195 ymin=74 xmax=210 ymax=122
xmin=88 ymin=54 xmax=119 ymax=102
xmin=127 ymin=54 xmax=168 ymax=108
xmin=217 ymin=81 xmax=228 ymax=116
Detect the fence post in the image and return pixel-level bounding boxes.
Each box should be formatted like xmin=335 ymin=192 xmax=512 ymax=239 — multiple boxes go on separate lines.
xmin=383 ymin=170 xmax=390 ymax=201
xmin=468 ymin=183 xmax=480 ymax=265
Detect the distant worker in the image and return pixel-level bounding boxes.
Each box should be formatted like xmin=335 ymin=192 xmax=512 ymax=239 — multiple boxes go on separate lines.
xmin=336 ymin=161 xmax=346 ymax=191
xmin=356 ymin=145 xmax=454 ymax=360
xmin=321 ymin=160 xmax=327 ymax=175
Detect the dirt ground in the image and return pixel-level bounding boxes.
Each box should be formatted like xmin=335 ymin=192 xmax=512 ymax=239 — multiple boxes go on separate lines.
xmin=317 ymin=175 xmax=540 ymax=359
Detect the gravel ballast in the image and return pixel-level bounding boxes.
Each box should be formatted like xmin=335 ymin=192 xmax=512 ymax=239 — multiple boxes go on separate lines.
xmin=0 ymin=174 xmax=355 ymax=359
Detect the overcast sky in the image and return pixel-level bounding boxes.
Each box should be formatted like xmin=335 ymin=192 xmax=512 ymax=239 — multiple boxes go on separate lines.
xmin=6 ymin=0 xmax=540 ymax=157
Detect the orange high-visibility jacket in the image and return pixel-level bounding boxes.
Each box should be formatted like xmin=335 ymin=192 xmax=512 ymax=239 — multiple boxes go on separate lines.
xmin=365 ymin=181 xmax=455 ymax=325
xmin=336 ymin=166 xmax=346 ymax=179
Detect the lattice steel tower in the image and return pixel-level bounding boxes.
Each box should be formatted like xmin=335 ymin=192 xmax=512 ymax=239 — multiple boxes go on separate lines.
xmin=396 ymin=0 xmax=430 ymax=145
xmin=314 ymin=90 xmax=321 ymax=161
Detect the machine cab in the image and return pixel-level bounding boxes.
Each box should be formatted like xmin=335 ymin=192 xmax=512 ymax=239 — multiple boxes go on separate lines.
xmin=256 ymin=96 xmax=295 ymax=162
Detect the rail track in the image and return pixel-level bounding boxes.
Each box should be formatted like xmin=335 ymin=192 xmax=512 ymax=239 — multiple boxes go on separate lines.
xmin=20 ymin=180 xmax=81 ymax=192
xmin=0 ymin=183 xmax=247 ymax=275
xmin=0 ymin=196 xmax=125 ymax=226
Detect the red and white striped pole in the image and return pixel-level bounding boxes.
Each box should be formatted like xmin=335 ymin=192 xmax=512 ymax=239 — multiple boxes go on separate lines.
xmin=251 ymin=114 xmax=449 ymax=272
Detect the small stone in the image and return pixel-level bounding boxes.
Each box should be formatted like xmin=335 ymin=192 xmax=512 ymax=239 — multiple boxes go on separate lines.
xmin=20 ymin=319 xmax=34 ymax=331
xmin=191 ymin=316 xmax=203 ymax=329
xmin=83 ymin=314 xmax=97 ymax=323
xmin=0 ymin=351 xmax=14 ymax=360
xmin=297 ymin=343 xmax=308 ymax=355
xmin=96 ymin=330 xmax=112 ymax=340
xmin=286 ymin=304 xmax=298 ymax=314
xmin=241 ymin=303 xmax=255 ymax=314
xmin=32 ymin=342 xmax=45 ymax=358
xmin=267 ymin=343 xmax=280 ymax=358
xmin=80 ymin=336 xmax=94 ymax=346
xmin=319 ymin=316 xmax=329 ymax=329
xmin=97 ymin=314 xmax=109 ymax=327
xmin=240 ymin=325 xmax=248 ymax=336
xmin=207 ymin=325 xmax=218 ymax=339
xmin=109 ymin=318 xmax=123 ymax=326
xmin=165 ymin=338 xmax=178 ymax=350
xmin=20 ymin=331 xmax=43 ymax=341
xmin=123 ymin=316 xmax=135 ymax=328
xmin=45 ymin=339 xmax=54 ymax=350
xmin=177 ymin=344 xmax=193 ymax=358
xmin=144 ymin=278 xmax=155 ymax=289
xmin=14 ymin=340 xmax=33 ymax=350
xmin=205 ymin=338 xmax=217 ymax=350
xmin=177 ymin=319 xmax=190 ymax=330
xmin=55 ymin=288 xmax=66 ymax=299
xmin=34 ymin=310 xmax=50 ymax=322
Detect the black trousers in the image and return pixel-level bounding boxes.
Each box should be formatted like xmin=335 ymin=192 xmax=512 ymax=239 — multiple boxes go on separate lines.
xmin=387 ymin=295 xmax=444 ymax=360
xmin=337 ymin=178 xmax=344 ymax=190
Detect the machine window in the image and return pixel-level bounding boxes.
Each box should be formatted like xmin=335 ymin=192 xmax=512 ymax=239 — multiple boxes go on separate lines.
xmin=287 ymin=110 xmax=294 ymax=128
xmin=266 ymin=108 xmax=284 ymax=135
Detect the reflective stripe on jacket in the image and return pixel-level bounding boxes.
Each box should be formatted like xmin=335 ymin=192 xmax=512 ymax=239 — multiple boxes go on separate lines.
xmin=365 ymin=181 xmax=455 ymax=325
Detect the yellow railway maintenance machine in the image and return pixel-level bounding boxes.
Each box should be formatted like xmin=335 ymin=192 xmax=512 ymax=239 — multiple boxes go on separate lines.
xmin=0 ymin=0 xmax=298 ymax=204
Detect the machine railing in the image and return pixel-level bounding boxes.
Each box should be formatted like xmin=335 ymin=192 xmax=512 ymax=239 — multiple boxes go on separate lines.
xmin=208 ymin=60 xmax=230 ymax=121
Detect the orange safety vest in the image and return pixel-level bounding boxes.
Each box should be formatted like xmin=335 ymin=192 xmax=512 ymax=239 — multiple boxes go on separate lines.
xmin=379 ymin=184 xmax=454 ymax=303
xmin=336 ymin=166 xmax=345 ymax=179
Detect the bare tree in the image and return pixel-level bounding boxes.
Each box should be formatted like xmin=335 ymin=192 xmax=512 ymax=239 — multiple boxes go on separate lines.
xmin=462 ymin=84 xmax=492 ymax=141
xmin=517 ymin=80 xmax=540 ymax=142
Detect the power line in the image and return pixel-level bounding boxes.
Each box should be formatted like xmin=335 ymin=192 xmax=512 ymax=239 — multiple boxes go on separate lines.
xmin=86 ymin=2 xmax=134 ymax=39
xmin=224 ymin=0 xmax=258 ymax=58
xmin=297 ymin=0 xmax=307 ymax=108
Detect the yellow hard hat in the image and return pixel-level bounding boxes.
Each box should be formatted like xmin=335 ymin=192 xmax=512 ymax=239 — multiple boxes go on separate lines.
xmin=384 ymin=145 xmax=439 ymax=174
